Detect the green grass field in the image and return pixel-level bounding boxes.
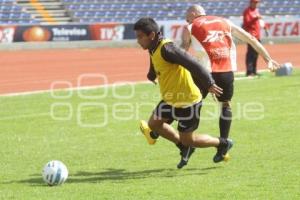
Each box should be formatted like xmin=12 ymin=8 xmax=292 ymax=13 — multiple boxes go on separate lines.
xmin=0 ymin=70 xmax=299 ymax=200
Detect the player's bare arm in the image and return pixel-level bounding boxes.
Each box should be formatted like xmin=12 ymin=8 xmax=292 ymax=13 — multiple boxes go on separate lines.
xmin=230 ymin=21 xmax=280 ymax=71
xmin=180 ymin=26 xmax=191 ymax=51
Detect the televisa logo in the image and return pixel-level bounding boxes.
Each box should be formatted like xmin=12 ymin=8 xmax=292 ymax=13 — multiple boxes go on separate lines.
xmin=52 ymin=28 xmax=87 ymax=36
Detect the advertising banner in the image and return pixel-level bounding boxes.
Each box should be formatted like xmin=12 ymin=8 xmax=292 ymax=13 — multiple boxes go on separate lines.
xmin=13 ymin=25 xmax=90 ymax=42
xmin=160 ymin=21 xmax=185 ymax=42
xmin=1 ymin=17 xmax=298 ymax=43
xmin=89 ymin=23 xmax=125 ymax=40
xmin=265 ymin=19 xmax=300 ymax=37
xmin=49 ymin=25 xmax=90 ymax=41
xmin=161 ymin=17 xmax=300 ymax=41
xmin=89 ymin=23 xmax=136 ymax=40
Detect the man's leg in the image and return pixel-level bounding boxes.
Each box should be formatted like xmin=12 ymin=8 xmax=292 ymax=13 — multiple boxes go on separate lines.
xmin=148 ymin=113 xmax=179 ymax=144
xmin=212 ymin=72 xmax=234 ymax=140
xmin=252 ymin=48 xmax=259 ymax=75
xmin=140 ymin=119 xmax=173 ymax=145
xmin=219 ymin=101 xmax=232 ymax=139
xmin=140 ymin=99 xmax=196 ymax=168
xmin=213 ymin=102 xmax=233 ymax=163
xmin=180 ymin=132 xmax=233 ymax=162
xmin=253 ymin=39 xmax=261 ymax=75
xmin=140 ymin=120 xmax=159 ymax=145
xmin=149 ymin=100 xmax=201 ymax=169
xmin=140 ymin=101 xmax=174 ymax=145
xmin=148 ymin=114 xmax=195 ymax=169
xmin=246 ymin=44 xmax=255 ymax=76
xmin=212 ymin=72 xmax=234 ymax=162
xmin=179 ymin=132 xmax=219 ymax=147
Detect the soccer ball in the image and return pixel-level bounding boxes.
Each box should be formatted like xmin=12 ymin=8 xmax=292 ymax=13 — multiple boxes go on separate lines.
xmin=42 ymin=160 xmax=68 ymax=186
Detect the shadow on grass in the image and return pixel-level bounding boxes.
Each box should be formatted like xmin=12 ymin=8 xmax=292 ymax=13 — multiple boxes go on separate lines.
xmin=1 ymin=178 xmax=47 ymax=187
xmin=67 ymin=166 xmax=221 ymax=183
xmin=2 ymin=166 xmax=221 ymax=186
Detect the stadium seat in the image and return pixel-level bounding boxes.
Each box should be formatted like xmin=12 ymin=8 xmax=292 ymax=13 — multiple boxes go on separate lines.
xmin=60 ymin=0 xmax=300 ymax=23
xmin=0 ymin=1 xmax=38 ymax=25
xmin=2 ymin=0 xmax=299 ymax=25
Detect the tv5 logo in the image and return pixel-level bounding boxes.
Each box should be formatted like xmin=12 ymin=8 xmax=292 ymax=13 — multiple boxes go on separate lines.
xmin=99 ymin=25 xmax=125 ymax=40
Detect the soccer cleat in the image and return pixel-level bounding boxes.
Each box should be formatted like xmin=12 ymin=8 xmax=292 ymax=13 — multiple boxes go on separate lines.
xmin=139 ymin=120 xmax=157 ymax=145
xmin=213 ymin=139 xmax=233 ymax=163
xmin=177 ymin=146 xmax=195 ymax=169
xmin=223 ymin=153 xmax=230 ymax=162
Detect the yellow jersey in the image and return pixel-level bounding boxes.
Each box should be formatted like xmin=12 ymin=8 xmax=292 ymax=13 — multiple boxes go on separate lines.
xmin=150 ymin=39 xmax=202 ymax=108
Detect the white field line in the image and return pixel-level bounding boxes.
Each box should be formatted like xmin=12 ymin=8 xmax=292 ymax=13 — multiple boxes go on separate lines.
xmin=0 ymin=70 xmax=269 ymax=121
xmin=0 ymin=81 xmax=150 ymax=97
xmin=0 ymin=81 xmax=150 ymax=121
xmin=0 ymin=112 xmax=50 ymax=121
xmin=0 ymin=69 xmax=270 ymax=97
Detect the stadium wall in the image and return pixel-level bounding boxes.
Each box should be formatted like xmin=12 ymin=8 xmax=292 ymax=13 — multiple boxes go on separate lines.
xmin=0 ymin=16 xmax=299 ymax=50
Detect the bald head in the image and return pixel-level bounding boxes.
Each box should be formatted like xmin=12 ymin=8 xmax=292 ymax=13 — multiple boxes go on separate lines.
xmin=186 ymin=5 xmax=206 ymax=24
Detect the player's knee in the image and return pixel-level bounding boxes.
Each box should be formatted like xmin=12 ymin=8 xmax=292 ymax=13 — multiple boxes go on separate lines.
xmin=148 ymin=120 xmax=156 ymax=131
xmin=148 ymin=119 xmax=162 ymax=132
xmin=179 ymin=134 xmax=194 ymax=146
xmin=180 ymin=139 xmax=192 ymax=147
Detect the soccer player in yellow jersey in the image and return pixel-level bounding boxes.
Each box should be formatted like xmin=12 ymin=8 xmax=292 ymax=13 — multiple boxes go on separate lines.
xmin=134 ymin=17 xmax=233 ymax=169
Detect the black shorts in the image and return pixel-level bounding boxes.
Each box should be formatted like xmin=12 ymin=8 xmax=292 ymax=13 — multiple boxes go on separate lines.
xmin=212 ymin=71 xmax=234 ymax=102
xmin=153 ymin=100 xmax=202 ymax=133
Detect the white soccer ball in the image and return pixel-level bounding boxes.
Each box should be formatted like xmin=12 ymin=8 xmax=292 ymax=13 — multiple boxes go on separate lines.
xmin=42 ymin=160 xmax=68 ymax=186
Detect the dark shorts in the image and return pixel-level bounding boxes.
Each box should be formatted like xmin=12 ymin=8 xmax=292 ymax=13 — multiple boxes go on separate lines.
xmin=212 ymin=71 xmax=234 ymax=102
xmin=153 ymin=100 xmax=202 ymax=133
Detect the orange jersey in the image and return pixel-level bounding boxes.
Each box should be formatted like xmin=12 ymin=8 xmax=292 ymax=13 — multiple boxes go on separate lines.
xmin=189 ymin=16 xmax=237 ymax=73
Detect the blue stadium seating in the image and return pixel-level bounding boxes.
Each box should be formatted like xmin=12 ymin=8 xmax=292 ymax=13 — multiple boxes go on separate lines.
xmin=0 ymin=0 xmax=299 ymax=25
xmin=61 ymin=0 xmax=300 ymax=24
xmin=0 ymin=1 xmax=38 ymax=25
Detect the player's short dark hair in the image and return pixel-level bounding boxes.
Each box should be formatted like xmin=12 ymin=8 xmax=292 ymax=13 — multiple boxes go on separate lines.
xmin=134 ymin=17 xmax=159 ymax=35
